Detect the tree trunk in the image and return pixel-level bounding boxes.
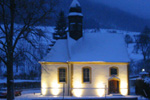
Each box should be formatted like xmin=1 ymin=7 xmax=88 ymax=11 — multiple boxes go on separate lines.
xmin=7 ymin=0 xmax=15 ymax=100
xmin=143 ymin=53 xmax=146 ymax=61
xmin=7 ymin=57 xmax=14 ymax=100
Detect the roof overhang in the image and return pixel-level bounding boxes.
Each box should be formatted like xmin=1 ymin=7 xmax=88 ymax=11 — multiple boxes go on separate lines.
xmin=39 ymin=61 xmax=129 ymax=65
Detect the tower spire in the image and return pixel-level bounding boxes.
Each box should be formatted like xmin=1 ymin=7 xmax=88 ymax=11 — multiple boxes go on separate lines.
xmin=70 ymin=0 xmax=81 ymax=8
xmin=68 ymin=0 xmax=83 ymax=40
xmin=69 ymin=0 xmax=82 ymax=14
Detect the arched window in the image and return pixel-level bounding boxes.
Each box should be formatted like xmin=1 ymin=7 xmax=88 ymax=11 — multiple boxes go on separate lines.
xmin=58 ymin=68 xmax=67 ymax=83
xmin=82 ymin=67 xmax=91 ymax=83
xmin=110 ymin=67 xmax=118 ymax=76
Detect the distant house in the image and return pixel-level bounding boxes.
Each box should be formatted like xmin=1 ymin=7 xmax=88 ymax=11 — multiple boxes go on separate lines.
xmin=39 ymin=0 xmax=130 ymax=97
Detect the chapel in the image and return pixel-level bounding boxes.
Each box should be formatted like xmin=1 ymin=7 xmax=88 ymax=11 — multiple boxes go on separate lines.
xmin=40 ymin=0 xmax=130 ymax=97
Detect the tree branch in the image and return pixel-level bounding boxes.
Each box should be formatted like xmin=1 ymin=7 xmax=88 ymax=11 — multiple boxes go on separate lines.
xmin=12 ymin=24 xmax=28 ymax=51
xmin=0 ymin=56 xmax=7 ymax=66
xmin=0 ymin=47 xmax=6 ymax=53
xmin=0 ymin=0 xmax=9 ymax=35
xmin=0 ymin=25 xmax=6 ymax=34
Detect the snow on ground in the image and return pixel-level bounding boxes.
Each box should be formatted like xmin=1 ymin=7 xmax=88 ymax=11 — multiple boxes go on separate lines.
xmin=1 ymin=88 xmax=147 ymax=100
xmin=6 ymin=88 xmax=139 ymax=100
xmin=0 ymin=88 xmax=147 ymax=100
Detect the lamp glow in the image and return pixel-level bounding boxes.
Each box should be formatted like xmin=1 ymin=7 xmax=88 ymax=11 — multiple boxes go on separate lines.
xmin=41 ymin=82 xmax=47 ymax=95
xmin=97 ymin=82 xmax=105 ymax=97
xmin=73 ymin=81 xmax=83 ymax=97
xmin=142 ymin=69 xmax=145 ymax=72
xmin=120 ymin=82 xmax=128 ymax=95
xmin=73 ymin=89 xmax=83 ymax=97
xmin=120 ymin=89 xmax=128 ymax=95
xmin=51 ymin=81 xmax=60 ymax=96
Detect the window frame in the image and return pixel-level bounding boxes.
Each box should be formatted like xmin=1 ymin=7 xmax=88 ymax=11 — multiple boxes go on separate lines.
xmin=82 ymin=67 xmax=92 ymax=83
xmin=109 ymin=67 xmax=119 ymax=76
xmin=58 ymin=67 xmax=67 ymax=83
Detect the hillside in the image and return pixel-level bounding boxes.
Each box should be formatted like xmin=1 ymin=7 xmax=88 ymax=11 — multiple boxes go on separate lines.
xmin=48 ymin=0 xmax=150 ymax=32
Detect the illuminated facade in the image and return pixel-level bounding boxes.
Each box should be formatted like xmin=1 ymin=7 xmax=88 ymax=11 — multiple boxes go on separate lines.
xmin=40 ymin=0 xmax=130 ymax=97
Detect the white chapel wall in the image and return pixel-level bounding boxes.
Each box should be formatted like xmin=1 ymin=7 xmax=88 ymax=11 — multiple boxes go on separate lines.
xmin=41 ymin=64 xmax=69 ymax=96
xmin=41 ymin=63 xmax=128 ymax=97
xmin=72 ymin=64 xmax=128 ymax=97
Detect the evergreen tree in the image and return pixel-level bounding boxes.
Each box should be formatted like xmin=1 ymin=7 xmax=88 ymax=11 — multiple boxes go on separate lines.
xmin=53 ymin=11 xmax=67 ymax=40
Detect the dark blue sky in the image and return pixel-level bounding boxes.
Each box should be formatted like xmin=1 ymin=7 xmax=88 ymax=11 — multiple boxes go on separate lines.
xmin=91 ymin=0 xmax=150 ymax=19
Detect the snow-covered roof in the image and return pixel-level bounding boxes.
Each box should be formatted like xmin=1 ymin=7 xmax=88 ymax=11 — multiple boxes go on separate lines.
xmin=41 ymin=31 xmax=130 ymax=63
xmin=42 ymin=40 xmax=69 ymax=62
xmin=70 ymin=0 xmax=80 ymax=8
xmin=139 ymin=71 xmax=149 ymax=75
xmin=108 ymin=75 xmax=120 ymax=80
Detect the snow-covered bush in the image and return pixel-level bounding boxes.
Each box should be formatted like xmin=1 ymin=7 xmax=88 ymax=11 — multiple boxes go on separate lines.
xmin=144 ymin=77 xmax=150 ymax=84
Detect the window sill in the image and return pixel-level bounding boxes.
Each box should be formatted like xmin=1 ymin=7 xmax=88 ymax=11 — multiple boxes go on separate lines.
xmin=59 ymin=82 xmax=67 ymax=84
xmin=83 ymin=82 xmax=91 ymax=84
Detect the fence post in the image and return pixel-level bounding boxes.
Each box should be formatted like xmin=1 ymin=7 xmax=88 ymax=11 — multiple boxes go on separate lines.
xmin=63 ymin=83 xmax=65 ymax=99
xmin=105 ymin=85 xmax=107 ymax=100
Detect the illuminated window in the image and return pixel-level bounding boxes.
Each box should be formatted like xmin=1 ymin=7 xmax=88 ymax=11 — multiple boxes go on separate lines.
xmin=83 ymin=67 xmax=91 ymax=83
xmin=110 ymin=67 xmax=118 ymax=76
xmin=58 ymin=68 xmax=67 ymax=82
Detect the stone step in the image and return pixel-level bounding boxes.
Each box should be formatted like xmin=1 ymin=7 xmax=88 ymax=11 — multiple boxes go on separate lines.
xmin=109 ymin=93 xmax=123 ymax=96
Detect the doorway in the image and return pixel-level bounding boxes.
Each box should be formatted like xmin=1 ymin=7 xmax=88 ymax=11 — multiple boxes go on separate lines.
xmin=109 ymin=80 xmax=119 ymax=94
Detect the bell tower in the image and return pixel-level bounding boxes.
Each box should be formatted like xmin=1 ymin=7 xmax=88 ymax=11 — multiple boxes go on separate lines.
xmin=68 ymin=0 xmax=83 ymax=40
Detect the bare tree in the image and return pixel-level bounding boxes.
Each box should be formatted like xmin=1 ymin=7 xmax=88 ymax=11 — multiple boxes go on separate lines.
xmin=125 ymin=34 xmax=133 ymax=47
xmin=134 ymin=26 xmax=150 ymax=61
xmin=0 ymin=0 xmax=57 ymax=99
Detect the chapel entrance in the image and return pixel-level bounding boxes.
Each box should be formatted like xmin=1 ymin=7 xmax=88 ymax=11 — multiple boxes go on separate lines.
xmin=109 ymin=80 xmax=119 ymax=94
